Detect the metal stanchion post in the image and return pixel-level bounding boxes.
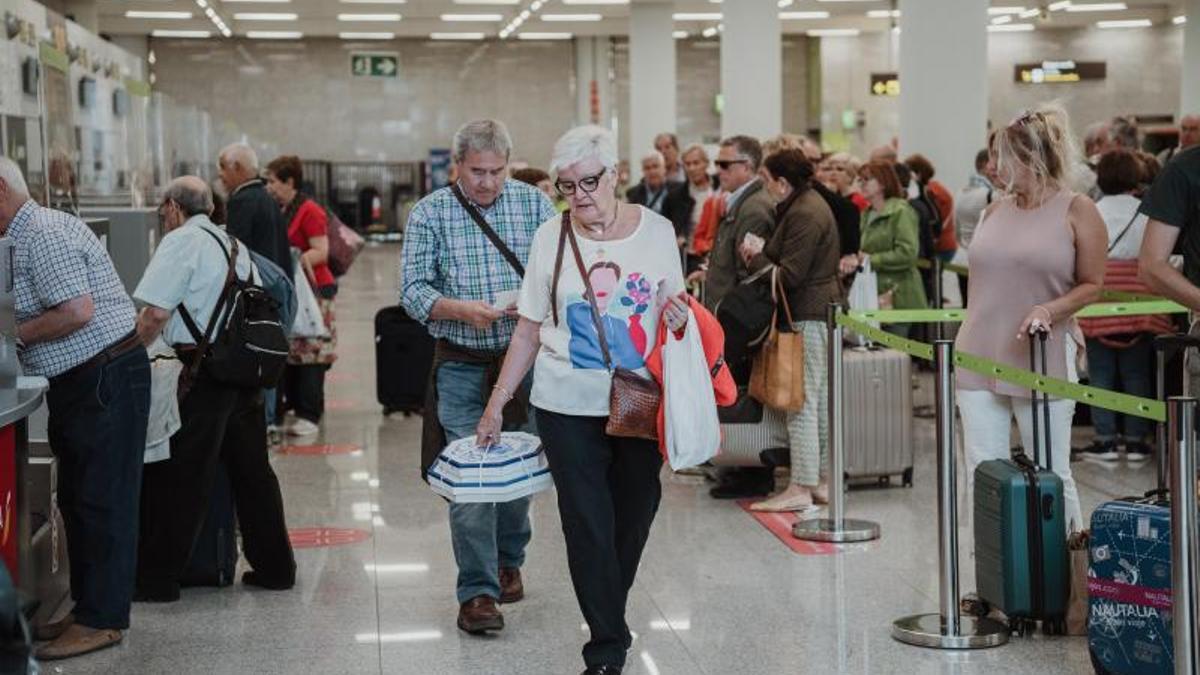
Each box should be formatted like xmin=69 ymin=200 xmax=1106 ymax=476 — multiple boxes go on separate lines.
xmin=933 ymin=258 xmax=944 ymax=342
xmin=892 ymin=340 xmax=1009 ymax=649
xmin=793 ymin=303 xmax=880 ymax=543
xmin=1157 ymin=349 xmax=1168 ymax=492
xmin=1170 ymin=397 xmax=1199 ymax=675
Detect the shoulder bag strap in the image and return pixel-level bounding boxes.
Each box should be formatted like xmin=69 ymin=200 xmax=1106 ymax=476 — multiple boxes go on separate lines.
xmin=1107 ymin=209 xmax=1141 ymax=254
xmin=180 ymin=228 xmax=240 ymax=377
xmin=565 ymin=218 xmax=614 ymax=372
xmin=450 ymin=183 xmax=525 ymax=278
xmin=775 ymin=268 xmax=795 ymax=327
xmin=550 ymin=211 xmax=570 ymax=327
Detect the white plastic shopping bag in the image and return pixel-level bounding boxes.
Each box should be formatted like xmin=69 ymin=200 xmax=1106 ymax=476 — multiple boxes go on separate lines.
xmin=846 ymin=257 xmax=880 ymax=346
xmin=427 ymin=432 xmax=553 ymax=503
xmin=145 ymin=340 xmax=182 ymax=464
xmin=290 ymin=266 xmax=329 ymax=339
xmin=663 ymin=310 xmax=721 ymax=470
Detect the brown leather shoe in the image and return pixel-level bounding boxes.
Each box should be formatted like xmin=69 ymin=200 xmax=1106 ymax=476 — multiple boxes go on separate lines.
xmin=34 ymin=612 xmax=75 ymax=642
xmin=457 ymin=595 xmax=504 ymax=635
xmin=499 ymin=567 xmax=524 ymax=604
xmin=35 ymin=624 xmax=123 ymax=661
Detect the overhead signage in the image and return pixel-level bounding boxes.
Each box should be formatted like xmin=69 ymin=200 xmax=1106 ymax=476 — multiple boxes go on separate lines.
xmin=351 ymin=52 xmax=399 ymax=79
xmin=1015 ymin=60 xmax=1106 ymax=84
xmin=870 ymin=72 xmax=899 ymax=97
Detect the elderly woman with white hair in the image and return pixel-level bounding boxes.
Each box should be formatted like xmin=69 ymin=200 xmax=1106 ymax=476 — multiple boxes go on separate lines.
xmin=476 ymin=125 xmax=689 ymax=675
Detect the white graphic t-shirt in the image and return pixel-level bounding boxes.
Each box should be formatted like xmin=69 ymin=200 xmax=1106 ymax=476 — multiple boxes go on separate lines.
xmin=518 ymin=206 xmax=685 ymax=416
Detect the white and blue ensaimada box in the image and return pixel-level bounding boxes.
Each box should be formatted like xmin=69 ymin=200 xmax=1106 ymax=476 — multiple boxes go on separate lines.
xmin=427 ymin=432 xmax=553 ymax=504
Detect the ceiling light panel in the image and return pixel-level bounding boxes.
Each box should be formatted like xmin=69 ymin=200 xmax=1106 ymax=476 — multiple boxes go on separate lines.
xmin=988 ymin=6 xmax=1025 ymax=14
xmin=245 ymin=30 xmax=304 ymax=38
xmin=988 ymin=22 xmax=1035 ymax=31
xmin=540 ymin=14 xmax=603 ymax=21
xmin=430 ymin=32 xmax=486 ymax=39
xmin=516 ymin=32 xmax=572 ymax=39
xmin=867 ymin=9 xmax=900 ymax=18
xmin=233 ymin=13 xmax=299 ymax=21
xmin=337 ymin=13 xmax=402 ymax=21
xmin=807 ymin=28 xmax=861 ymax=36
xmin=1096 ymin=18 xmax=1152 ymax=27
xmin=673 ymin=13 xmax=721 ymax=20
xmin=1065 ymin=3 xmax=1128 ymax=11
xmin=339 ymin=31 xmax=395 ymax=39
xmin=441 ymin=13 xmax=504 ymax=21
xmin=341 ymin=0 xmax=405 ymax=3
xmin=126 ymin=11 xmax=193 ymax=19
xmin=152 ymin=29 xmax=212 ymax=38
xmin=780 ymin=11 xmax=830 ymax=19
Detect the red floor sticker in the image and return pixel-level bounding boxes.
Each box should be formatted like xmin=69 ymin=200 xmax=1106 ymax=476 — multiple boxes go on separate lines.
xmin=737 ymin=500 xmax=841 ymax=556
xmin=325 ymin=399 xmax=357 ymax=411
xmin=289 ymin=527 xmax=371 ymax=549
xmin=278 ymin=444 xmax=362 ymax=456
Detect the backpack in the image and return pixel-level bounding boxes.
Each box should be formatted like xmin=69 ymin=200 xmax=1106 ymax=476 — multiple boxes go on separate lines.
xmin=909 ymin=186 xmax=941 ymax=261
xmin=248 ymin=249 xmax=297 ymax=334
xmin=180 ymin=227 xmax=289 ymax=391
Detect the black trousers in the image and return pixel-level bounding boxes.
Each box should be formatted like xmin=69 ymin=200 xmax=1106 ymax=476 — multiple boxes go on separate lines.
xmin=46 ymin=347 xmax=150 ymax=630
xmin=535 ymin=408 xmax=663 ymax=669
xmin=283 ymin=363 xmax=327 ymax=423
xmin=137 ymin=375 xmax=294 ymax=592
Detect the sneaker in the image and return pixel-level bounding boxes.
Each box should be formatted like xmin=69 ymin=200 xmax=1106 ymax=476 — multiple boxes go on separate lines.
xmin=266 ymin=425 xmax=283 ymax=447
xmin=1126 ymin=441 xmax=1153 ymax=463
xmin=1078 ymin=440 xmax=1120 ymax=462
xmin=286 ymin=418 xmax=320 ymax=437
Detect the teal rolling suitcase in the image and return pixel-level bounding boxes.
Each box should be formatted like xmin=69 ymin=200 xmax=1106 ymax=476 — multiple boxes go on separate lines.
xmin=973 ymin=331 xmax=1069 ymax=635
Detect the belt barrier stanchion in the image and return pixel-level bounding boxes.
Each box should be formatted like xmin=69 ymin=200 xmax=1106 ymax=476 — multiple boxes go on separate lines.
xmin=1157 ymin=348 xmax=1168 ymax=492
xmin=1170 ymin=397 xmax=1199 ymax=675
xmin=793 ymin=303 xmax=880 ymax=543
xmin=892 ymin=340 xmax=1009 ymax=649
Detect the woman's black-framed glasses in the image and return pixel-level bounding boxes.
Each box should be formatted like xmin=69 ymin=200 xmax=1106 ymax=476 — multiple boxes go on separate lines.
xmin=555 ymin=168 xmax=607 ymax=197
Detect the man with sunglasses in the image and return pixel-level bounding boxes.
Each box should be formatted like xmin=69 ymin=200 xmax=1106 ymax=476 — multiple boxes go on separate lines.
xmin=402 ymin=120 xmax=556 ymax=636
xmin=0 ymin=158 xmax=149 ymax=661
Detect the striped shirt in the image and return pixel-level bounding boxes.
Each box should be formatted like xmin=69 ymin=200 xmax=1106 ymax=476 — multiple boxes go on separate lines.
xmin=10 ymin=200 xmax=136 ymax=377
xmin=401 ymin=180 xmax=557 ymax=352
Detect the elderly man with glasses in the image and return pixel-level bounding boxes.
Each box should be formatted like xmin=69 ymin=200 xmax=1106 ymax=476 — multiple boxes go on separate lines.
xmin=402 ymin=119 xmax=557 ymax=635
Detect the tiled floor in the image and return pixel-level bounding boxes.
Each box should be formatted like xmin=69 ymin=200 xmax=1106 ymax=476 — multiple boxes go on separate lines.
xmin=44 ymin=244 xmax=1157 ymax=675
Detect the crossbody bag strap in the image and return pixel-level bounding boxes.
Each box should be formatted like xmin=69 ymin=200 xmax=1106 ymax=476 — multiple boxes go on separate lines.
xmin=180 ymin=227 xmax=240 ymax=379
xmin=565 ymin=218 xmax=614 ymax=372
xmin=1107 ymin=210 xmax=1141 ymax=254
xmin=451 ymin=183 xmax=525 ymax=278
xmin=551 ymin=211 xmax=570 ymax=327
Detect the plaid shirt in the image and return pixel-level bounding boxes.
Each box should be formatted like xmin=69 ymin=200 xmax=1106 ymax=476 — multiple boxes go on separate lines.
xmin=401 ymin=180 xmax=556 ymax=352
xmin=11 ymin=200 xmax=136 ymax=377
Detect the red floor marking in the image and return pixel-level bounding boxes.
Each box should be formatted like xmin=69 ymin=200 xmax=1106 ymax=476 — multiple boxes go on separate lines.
xmin=278 ymin=444 xmax=362 ymax=456
xmin=289 ymin=527 xmax=371 ymax=549
xmin=325 ymin=399 xmax=356 ymax=411
xmin=737 ymin=500 xmax=840 ymax=555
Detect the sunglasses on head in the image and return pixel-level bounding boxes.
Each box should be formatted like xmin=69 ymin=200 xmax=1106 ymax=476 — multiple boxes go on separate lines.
xmin=555 ymin=168 xmax=607 ymax=197
xmin=715 ymin=159 xmax=749 ymax=170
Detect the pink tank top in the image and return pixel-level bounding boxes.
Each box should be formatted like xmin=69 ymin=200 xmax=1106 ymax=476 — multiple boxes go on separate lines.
xmin=956 ymin=190 xmax=1078 ymax=398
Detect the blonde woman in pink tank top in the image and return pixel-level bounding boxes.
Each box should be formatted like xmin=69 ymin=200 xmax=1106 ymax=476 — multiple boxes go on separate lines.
xmin=955 ymin=105 xmax=1107 ymax=539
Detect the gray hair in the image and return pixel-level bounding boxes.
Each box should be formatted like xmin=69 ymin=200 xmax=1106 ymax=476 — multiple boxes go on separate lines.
xmin=1109 ymin=116 xmax=1139 ymax=150
xmin=164 ymin=176 xmax=214 ymax=217
xmin=640 ymin=150 xmax=665 ymax=167
xmin=219 ymin=143 xmax=259 ymax=172
xmin=452 ymin=119 xmax=513 ymax=165
xmin=550 ymin=125 xmax=619 ymax=175
xmin=681 ymin=144 xmax=709 ymax=162
xmin=0 ymin=157 xmax=30 ymax=199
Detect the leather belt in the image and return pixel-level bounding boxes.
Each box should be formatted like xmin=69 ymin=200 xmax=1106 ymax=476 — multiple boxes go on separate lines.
xmin=49 ymin=330 xmax=143 ymax=386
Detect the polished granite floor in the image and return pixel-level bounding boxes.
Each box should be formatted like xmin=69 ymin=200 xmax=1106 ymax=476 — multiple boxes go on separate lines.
xmin=44 ymin=245 xmax=1158 ymax=675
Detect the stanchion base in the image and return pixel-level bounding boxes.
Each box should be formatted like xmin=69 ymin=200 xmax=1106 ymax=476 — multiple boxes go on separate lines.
xmin=791 ymin=518 xmax=880 ymax=543
xmin=891 ymin=613 xmax=1009 ymax=649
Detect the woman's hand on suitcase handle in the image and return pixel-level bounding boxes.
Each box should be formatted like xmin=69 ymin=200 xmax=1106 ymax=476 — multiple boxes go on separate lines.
xmin=1018 ymin=304 xmax=1053 ymax=339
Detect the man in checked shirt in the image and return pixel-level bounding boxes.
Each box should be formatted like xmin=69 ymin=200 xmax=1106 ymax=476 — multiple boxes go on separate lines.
xmin=402 ymin=120 xmax=557 ymax=635
xmin=0 ymin=158 xmax=150 ymax=661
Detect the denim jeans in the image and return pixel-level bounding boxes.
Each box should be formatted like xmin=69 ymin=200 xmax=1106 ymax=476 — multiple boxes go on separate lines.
xmin=46 ymin=347 xmax=151 ymax=629
xmin=436 ymin=360 xmax=534 ymax=604
xmin=1086 ymin=337 xmax=1154 ymax=442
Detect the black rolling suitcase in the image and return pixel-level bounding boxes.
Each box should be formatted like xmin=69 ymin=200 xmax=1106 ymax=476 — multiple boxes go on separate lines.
xmin=181 ymin=467 xmax=238 ymax=587
xmin=375 ymin=305 xmax=435 ymax=415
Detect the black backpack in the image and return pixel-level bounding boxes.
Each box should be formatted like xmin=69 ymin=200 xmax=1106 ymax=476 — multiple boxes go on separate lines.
xmin=180 ymin=227 xmax=289 ymax=391
xmin=909 ymin=185 xmax=941 ymax=261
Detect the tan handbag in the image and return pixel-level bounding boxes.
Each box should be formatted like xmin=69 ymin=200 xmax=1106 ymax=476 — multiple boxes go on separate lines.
xmin=748 ymin=271 xmax=806 ymax=412
xmin=552 ymin=214 xmax=661 ymax=441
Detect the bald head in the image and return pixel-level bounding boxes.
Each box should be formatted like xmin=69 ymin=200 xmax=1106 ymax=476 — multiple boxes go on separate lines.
xmin=164 ymin=176 xmax=214 ymax=217
xmin=1182 ymin=114 xmax=1200 ymax=150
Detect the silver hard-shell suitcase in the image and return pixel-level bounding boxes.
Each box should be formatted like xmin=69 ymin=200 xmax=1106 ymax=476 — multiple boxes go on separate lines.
xmin=843 ymin=347 xmax=914 ymax=486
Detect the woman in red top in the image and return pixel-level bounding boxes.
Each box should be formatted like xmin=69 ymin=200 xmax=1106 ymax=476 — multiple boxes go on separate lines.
xmin=266 ymin=155 xmax=338 ymax=437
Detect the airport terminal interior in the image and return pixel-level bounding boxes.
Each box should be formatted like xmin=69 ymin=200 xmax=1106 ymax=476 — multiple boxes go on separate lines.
xmin=1 ymin=0 xmax=1200 ymax=674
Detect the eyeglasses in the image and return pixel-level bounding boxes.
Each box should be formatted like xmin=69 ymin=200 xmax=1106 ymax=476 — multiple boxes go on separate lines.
xmin=555 ymin=168 xmax=607 ymax=197
xmin=715 ymin=159 xmax=749 ymax=171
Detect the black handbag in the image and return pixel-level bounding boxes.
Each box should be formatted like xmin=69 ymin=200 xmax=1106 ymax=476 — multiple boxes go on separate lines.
xmin=714 ymin=264 xmax=776 ymax=351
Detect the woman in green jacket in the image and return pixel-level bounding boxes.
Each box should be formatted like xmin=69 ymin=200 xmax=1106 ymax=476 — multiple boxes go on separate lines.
xmin=856 ymin=160 xmax=928 ymax=337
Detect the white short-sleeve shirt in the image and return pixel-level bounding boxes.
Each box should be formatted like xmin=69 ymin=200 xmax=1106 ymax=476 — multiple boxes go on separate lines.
xmin=518 ymin=206 xmax=685 ymax=417
xmin=134 ymin=215 xmax=258 ymax=346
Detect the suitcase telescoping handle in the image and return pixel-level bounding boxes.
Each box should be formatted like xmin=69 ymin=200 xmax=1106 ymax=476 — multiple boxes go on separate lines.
xmin=1028 ymin=329 xmax=1052 ymax=471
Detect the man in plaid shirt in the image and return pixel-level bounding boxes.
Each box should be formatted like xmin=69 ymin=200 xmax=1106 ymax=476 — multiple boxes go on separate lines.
xmin=0 ymin=158 xmax=150 ymax=661
xmin=402 ymin=120 xmax=556 ymax=635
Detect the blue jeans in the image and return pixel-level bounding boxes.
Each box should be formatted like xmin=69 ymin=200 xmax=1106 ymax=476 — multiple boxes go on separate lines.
xmin=437 ymin=360 xmax=534 ymax=604
xmin=1086 ymin=336 xmax=1154 ymax=442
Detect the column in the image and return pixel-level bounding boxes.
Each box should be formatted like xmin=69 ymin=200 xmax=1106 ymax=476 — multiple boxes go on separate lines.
xmin=1183 ymin=0 xmax=1200 ymax=115
xmin=898 ymin=0 xmax=988 ymax=193
xmin=628 ymin=0 xmax=676 ymax=170
xmin=574 ymin=37 xmax=614 ymax=129
xmin=720 ymin=0 xmax=781 ymax=139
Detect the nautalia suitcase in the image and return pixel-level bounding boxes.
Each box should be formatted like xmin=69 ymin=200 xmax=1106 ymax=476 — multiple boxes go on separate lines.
xmin=712 ymin=393 xmax=790 ymax=467
xmin=375 ymin=305 xmax=435 ymax=415
xmin=1087 ymin=496 xmax=1173 ymax=675
xmin=843 ymin=347 xmax=913 ymax=486
xmin=973 ymin=331 xmax=1069 ymax=634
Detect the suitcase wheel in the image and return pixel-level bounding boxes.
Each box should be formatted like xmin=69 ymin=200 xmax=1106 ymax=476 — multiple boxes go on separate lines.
xmin=902 ymin=467 xmax=914 ymax=487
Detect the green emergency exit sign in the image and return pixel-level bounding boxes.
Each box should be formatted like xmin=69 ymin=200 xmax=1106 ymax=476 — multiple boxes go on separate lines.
xmin=351 ymin=52 xmax=399 ymax=78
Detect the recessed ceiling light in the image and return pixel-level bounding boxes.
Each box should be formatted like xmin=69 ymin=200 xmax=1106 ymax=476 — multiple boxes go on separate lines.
xmin=988 ymin=22 xmax=1035 ymax=31
xmin=562 ymin=0 xmax=626 ymax=4
xmin=777 ymin=0 xmax=794 ymax=6
xmin=866 ymin=9 xmax=900 ymax=18
xmin=673 ymin=30 xmax=689 ymax=38
xmin=126 ymin=11 xmax=193 ymax=19
xmin=701 ymin=26 xmax=718 ymax=37
xmin=991 ymin=15 xmax=1014 ymax=24
xmin=540 ymin=13 xmax=602 ymax=21
xmin=673 ymin=12 xmax=721 ymax=20
xmin=430 ymin=32 xmax=486 ymax=39
xmin=516 ymin=32 xmax=572 ymax=39
xmin=780 ymin=11 xmax=830 ymax=19
xmin=807 ymin=28 xmax=861 ymax=36
xmin=337 ymin=13 xmax=402 ymax=21
xmin=988 ymin=6 xmax=1025 ymax=14
xmin=1047 ymin=1 xmax=1072 ymax=10
xmin=1173 ymin=15 xmax=1187 ymax=25
xmin=1019 ymin=8 xmax=1042 ymax=18
xmin=1065 ymin=3 xmax=1128 ymax=11
xmin=223 ymin=0 xmax=290 ymax=3
xmin=441 ymin=13 xmax=503 ymax=21
xmin=233 ymin=13 xmax=298 ymax=21
xmin=453 ymin=0 xmax=518 ymax=3
xmin=1096 ymin=18 xmax=1152 ymax=28
xmin=339 ymin=31 xmax=395 ymax=39
xmin=151 ymin=29 xmax=212 ymax=38
xmin=245 ymin=30 xmax=304 ymax=38
xmin=341 ymin=0 xmax=405 ymax=3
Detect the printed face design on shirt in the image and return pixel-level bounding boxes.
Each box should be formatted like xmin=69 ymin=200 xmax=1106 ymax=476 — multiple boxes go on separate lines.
xmin=589 ymin=262 xmax=621 ymax=314
xmin=567 ymin=262 xmax=655 ymax=371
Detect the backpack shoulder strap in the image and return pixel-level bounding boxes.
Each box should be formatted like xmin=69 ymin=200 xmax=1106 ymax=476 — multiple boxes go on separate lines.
xmin=179 ymin=227 xmax=241 ymax=378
